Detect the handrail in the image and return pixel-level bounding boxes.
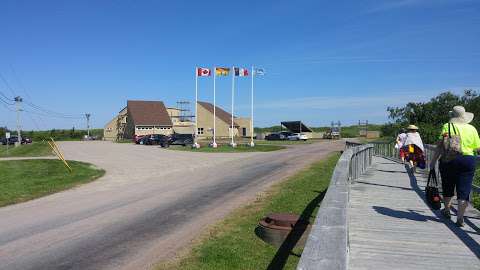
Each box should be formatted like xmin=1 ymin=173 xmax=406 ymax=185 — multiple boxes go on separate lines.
xmin=297 ymin=144 xmax=373 ymax=270
xmin=371 ymin=141 xmax=480 ymax=200
xmin=345 ymin=141 xmax=362 ymax=149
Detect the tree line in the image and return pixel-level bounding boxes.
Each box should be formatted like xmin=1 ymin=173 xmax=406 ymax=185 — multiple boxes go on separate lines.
xmin=0 ymin=127 xmax=103 ymax=141
xmin=382 ymin=90 xmax=480 ymax=144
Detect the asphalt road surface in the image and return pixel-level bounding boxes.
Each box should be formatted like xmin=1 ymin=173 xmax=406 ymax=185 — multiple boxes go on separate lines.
xmin=0 ymin=140 xmax=343 ymax=270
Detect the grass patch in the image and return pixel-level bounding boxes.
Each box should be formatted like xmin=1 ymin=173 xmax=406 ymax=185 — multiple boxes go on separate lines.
xmin=0 ymin=159 xmax=105 ymax=207
xmin=254 ymin=140 xmax=315 ymax=145
xmin=473 ymin=169 xmax=480 ymax=210
xmin=157 ymin=153 xmax=340 ymax=270
xmin=0 ymin=142 xmax=53 ymax=157
xmin=168 ymin=144 xmax=285 ymax=153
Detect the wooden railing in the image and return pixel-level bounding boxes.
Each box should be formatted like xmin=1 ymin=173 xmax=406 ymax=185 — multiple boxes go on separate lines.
xmin=297 ymin=144 xmax=374 ymax=270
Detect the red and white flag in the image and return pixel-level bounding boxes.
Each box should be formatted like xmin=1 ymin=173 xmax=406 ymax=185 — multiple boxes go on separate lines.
xmin=197 ymin=67 xmax=211 ymax=77
xmin=234 ymin=67 xmax=249 ymax=77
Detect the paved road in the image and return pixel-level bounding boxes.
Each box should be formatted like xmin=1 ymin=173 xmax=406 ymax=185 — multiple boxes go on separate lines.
xmin=0 ymin=140 xmax=343 ymax=270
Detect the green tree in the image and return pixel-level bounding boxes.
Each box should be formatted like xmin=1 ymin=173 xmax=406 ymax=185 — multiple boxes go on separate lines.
xmin=384 ymin=90 xmax=479 ymax=144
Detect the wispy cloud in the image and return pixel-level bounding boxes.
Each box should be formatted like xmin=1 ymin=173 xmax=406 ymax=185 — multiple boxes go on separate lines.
xmin=253 ymin=92 xmax=432 ymax=111
xmin=366 ymin=0 xmax=473 ymax=14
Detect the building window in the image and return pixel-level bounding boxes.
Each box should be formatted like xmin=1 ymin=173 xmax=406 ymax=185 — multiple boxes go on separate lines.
xmin=198 ymin=128 xmax=204 ymax=135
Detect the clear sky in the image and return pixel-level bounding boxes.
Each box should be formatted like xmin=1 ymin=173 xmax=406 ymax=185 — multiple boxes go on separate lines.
xmin=0 ymin=0 xmax=479 ymax=130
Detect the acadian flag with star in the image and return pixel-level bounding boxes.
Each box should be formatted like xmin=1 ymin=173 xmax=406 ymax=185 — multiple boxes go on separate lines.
xmin=253 ymin=68 xmax=265 ymax=76
xmin=215 ymin=67 xmax=230 ymax=76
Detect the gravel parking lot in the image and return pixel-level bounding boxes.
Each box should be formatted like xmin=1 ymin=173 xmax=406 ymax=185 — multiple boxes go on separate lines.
xmin=0 ymin=140 xmax=344 ymax=270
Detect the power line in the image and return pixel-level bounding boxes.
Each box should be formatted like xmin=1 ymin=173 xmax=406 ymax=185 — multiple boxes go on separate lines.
xmin=9 ymin=64 xmax=32 ymax=100
xmin=0 ymin=71 xmax=16 ymax=97
xmin=0 ymin=89 xmax=14 ymax=103
xmin=0 ymin=100 xmax=15 ymax=112
xmin=23 ymin=100 xmax=84 ymax=118
xmin=22 ymin=108 xmax=84 ymax=119
xmin=0 ymin=96 xmax=14 ymax=106
xmin=8 ymin=64 xmax=49 ymax=129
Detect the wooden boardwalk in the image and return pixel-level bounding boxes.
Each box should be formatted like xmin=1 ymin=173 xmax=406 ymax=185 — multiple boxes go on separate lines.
xmin=349 ymin=157 xmax=480 ymax=270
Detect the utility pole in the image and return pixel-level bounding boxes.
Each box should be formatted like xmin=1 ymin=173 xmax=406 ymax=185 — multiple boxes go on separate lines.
xmin=85 ymin=113 xmax=91 ymax=138
xmin=14 ymin=96 xmax=22 ymax=147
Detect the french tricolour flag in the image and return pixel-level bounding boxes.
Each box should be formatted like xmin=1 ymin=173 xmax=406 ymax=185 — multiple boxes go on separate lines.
xmin=234 ymin=67 xmax=249 ymax=77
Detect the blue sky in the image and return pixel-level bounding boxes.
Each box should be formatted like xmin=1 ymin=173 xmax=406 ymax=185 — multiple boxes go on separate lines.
xmin=0 ymin=0 xmax=479 ymax=130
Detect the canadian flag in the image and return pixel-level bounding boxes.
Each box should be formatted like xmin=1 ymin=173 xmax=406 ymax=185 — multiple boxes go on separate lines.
xmin=197 ymin=67 xmax=211 ymax=77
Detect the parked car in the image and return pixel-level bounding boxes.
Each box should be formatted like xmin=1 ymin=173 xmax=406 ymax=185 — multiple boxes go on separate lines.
xmin=167 ymin=133 xmax=194 ymax=146
xmin=278 ymin=131 xmax=294 ymax=140
xmin=137 ymin=135 xmax=150 ymax=145
xmin=265 ymin=131 xmax=294 ymax=141
xmin=145 ymin=134 xmax=169 ymax=146
xmin=2 ymin=136 xmax=31 ymax=145
xmin=265 ymin=133 xmax=281 ymax=141
xmin=288 ymin=133 xmax=308 ymax=141
xmin=134 ymin=135 xmax=146 ymax=144
xmin=83 ymin=135 xmax=98 ymax=141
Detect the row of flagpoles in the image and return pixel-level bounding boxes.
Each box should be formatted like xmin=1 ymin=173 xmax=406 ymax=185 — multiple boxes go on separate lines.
xmin=194 ymin=66 xmax=265 ymax=148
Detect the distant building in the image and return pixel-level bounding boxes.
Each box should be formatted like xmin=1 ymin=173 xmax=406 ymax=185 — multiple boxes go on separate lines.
xmin=104 ymin=100 xmax=175 ymax=140
xmin=104 ymin=100 xmax=250 ymax=141
xmin=125 ymin=100 xmax=173 ymax=138
xmin=167 ymin=107 xmax=195 ymax=135
xmin=197 ymin=101 xmax=251 ymax=139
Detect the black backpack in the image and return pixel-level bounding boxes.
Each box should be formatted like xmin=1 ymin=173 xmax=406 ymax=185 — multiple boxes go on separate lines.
xmin=426 ymin=169 xmax=441 ymax=210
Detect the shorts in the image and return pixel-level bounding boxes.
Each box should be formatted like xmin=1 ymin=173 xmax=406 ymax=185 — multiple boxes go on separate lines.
xmin=439 ymin=155 xmax=476 ymax=201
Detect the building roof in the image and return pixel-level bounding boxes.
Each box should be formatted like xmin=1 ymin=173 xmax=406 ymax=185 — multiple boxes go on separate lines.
xmin=127 ymin=100 xmax=173 ymax=126
xmin=198 ymin=101 xmax=239 ymax=127
xmin=281 ymin=121 xmax=313 ymax=133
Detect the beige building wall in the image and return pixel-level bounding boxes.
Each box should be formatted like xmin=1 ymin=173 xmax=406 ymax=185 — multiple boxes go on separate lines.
xmin=167 ymin=107 xmax=194 ymax=134
xmin=167 ymin=108 xmax=181 ymax=125
xmin=196 ymin=104 xmax=231 ymax=138
xmin=104 ymin=108 xmax=127 ymax=141
xmin=104 ymin=116 xmax=119 ymax=141
xmin=235 ymin=117 xmax=251 ymax=137
xmin=196 ymin=105 xmax=252 ymax=139
xmin=134 ymin=126 xmax=173 ymax=136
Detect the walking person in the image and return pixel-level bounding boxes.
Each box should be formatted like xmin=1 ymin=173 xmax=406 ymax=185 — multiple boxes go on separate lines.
xmin=396 ymin=129 xmax=408 ymax=163
xmin=430 ymin=106 xmax=480 ymax=227
xmin=403 ymin=125 xmax=426 ymax=172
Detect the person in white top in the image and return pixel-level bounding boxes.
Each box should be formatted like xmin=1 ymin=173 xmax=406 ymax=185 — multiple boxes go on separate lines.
xmin=396 ymin=129 xmax=407 ymax=162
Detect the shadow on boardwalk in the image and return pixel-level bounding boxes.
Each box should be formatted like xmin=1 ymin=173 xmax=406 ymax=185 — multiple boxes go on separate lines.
xmin=374 ymin=164 xmax=480 ymax=259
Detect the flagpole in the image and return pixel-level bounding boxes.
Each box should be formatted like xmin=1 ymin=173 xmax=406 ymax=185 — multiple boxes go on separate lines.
xmin=194 ymin=67 xmax=200 ymax=148
xmin=212 ymin=67 xmax=217 ymax=148
xmin=231 ymin=67 xmax=236 ymax=147
xmin=250 ymin=66 xmax=255 ymax=147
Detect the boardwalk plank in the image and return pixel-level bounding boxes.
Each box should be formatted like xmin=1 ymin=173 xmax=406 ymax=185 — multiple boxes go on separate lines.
xmin=349 ymin=157 xmax=480 ymax=270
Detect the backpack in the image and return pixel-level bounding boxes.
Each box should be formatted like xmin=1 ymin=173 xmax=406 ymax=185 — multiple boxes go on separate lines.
xmin=441 ymin=123 xmax=462 ymax=162
xmin=426 ymin=169 xmax=441 ymax=210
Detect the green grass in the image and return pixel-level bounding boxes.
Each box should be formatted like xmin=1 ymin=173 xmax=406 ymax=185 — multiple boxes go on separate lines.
xmin=0 ymin=159 xmax=105 ymax=207
xmin=157 ymin=153 xmax=340 ymax=270
xmin=473 ymin=169 xmax=480 ymax=210
xmin=254 ymin=140 xmax=315 ymax=145
xmin=168 ymin=144 xmax=285 ymax=152
xmin=0 ymin=142 xmax=53 ymax=157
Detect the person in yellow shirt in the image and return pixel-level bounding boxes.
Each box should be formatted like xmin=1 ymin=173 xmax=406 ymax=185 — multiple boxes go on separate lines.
xmin=430 ymin=106 xmax=480 ymax=227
